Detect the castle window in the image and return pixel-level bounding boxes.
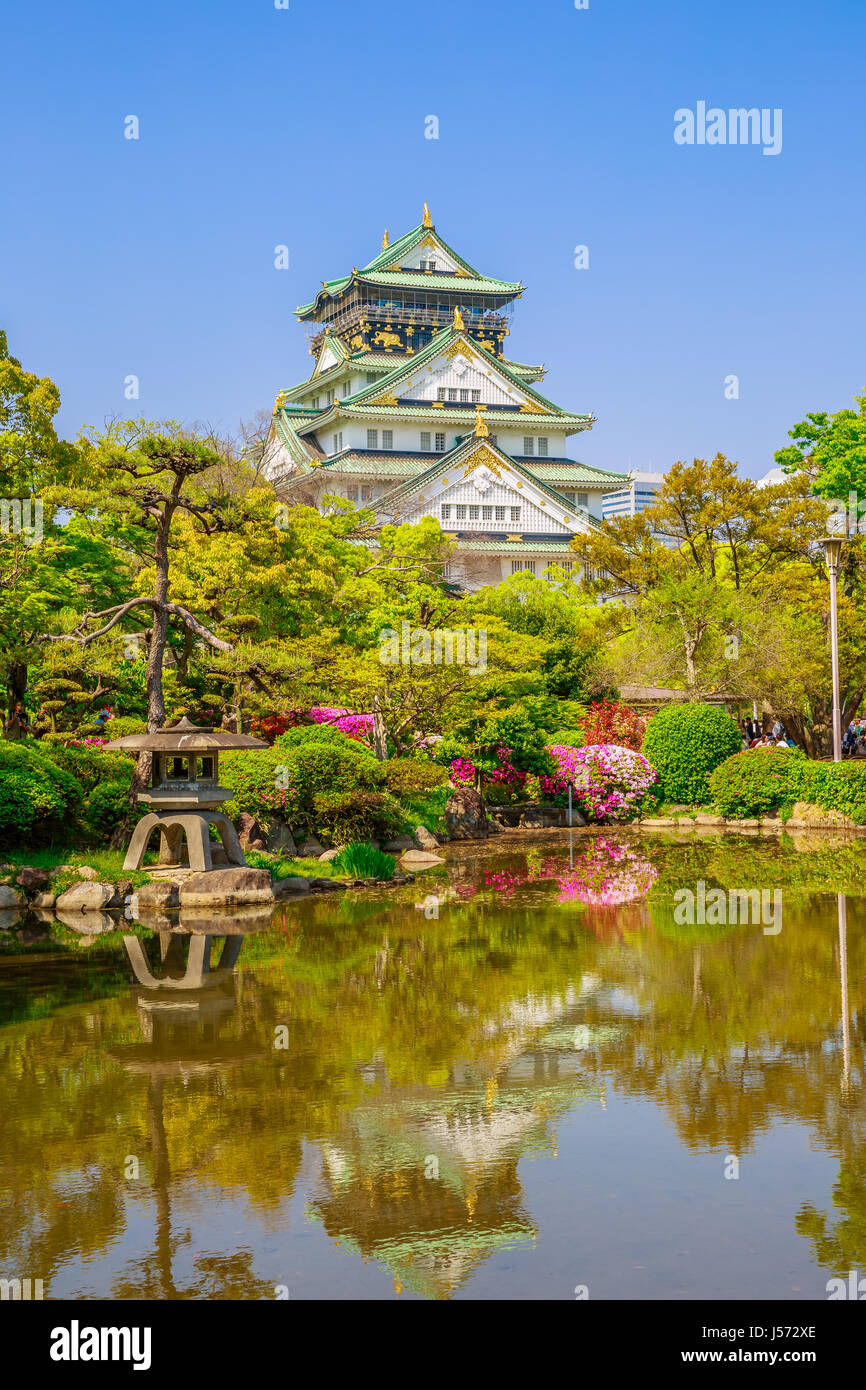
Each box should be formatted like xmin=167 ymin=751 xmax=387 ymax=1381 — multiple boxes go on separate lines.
xmin=495 ymin=505 xmax=505 ymax=521
xmin=482 ymin=505 xmax=492 ymax=520
xmin=382 ymin=430 xmax=393 ymax=449
xmin=510 ymin=507 xmax=521 ymax=522
xmin=361 ymin=486 xmax=373 ymax=502
xmin=471 ymin=390 xmax=481 ymax=403
xmin=366 ymin=372 xmax=378 ymax=384
xmin=469 ymin=505 xmax=479 ymax=520
xmin=421 ymin=431 xmax=431 ymax=451
xmin=367 ymin=429 xmax=378 ymax=448
xmin=437 ymin=388 xmax=447 ymax=401
xmin=441 ymin=504 xmax=451 ymax=520
xmin=312 ymin=395 xmax=320 ymax=409
xmin=511 ymin=560 xmax=536 ymax=575
xmin=346 ymin=485 xmax=359 ymax=501
xmin=420 ymin=260 xmax=437 ymax=271
xmin=523 ymin=437 xmax=534 ymax=456
xmin=332 ymin=432 xmax=343 ymax=453
xmin=561 ymin=490 xmax=576 ymax=505
xmin=435 ymin=432 xmax=446 ymax=452
xmin=456 ymin=505 xmax=467 ymax=520
xmin=538 ymin=437 xmax=548 ymax=456
xmin=448 ymin=388 xmax=458 ymax=402
xmin=326 ymin=389 xmax=334 ymax=405
xmin=459 ymin=389 xmax=470 ymax=402
xmin=577 ymin=492 xmax=589 ymax=509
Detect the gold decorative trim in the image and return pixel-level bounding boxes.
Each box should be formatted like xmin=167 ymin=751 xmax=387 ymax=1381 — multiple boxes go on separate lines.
xmin=519 ymin=400 xmax=547 ymax=414
xmin=444 ymin=340 xmax=477 ymax=363
xmin=422 ymin=200 xmax=433 ymax=228
xmin=370 ymin=391 xmax=399 ymax=406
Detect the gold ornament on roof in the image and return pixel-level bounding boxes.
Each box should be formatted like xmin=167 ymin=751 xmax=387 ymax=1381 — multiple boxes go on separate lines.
xmin=274 ymin=390 xmax=288 ymax=409
xmin=453 ymin=306 xmax=465 ymax=330
xmin=474 ymin=405 xmax=489 ymax=438
xmin=381 ymin=229 xmax=389 ymax=249
xmin=422 ymin=200 xmax=433 ymax=228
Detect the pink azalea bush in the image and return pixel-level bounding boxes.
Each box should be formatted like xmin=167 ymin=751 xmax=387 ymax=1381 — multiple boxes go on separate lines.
xmin=540 ymin=743 xmax=657 ymax=823
xmin=309 ymin=706 xmax=374 ymax=741
xmin=449 ymin=745 xmax=527 ymax=792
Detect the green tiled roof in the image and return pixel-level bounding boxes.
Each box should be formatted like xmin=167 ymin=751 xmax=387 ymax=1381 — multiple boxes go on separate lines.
xmin=304 ymin=403 xmax=593 ymax=432
xmin=381 ymin=434 xmax=593 ymax=517
xmin=529 ymin=462 xmax=628 ymax=486
xmin=361 ymin=221 xmax=483 ymax=277
xmin=446 ymin=538 xmax=584 ymax=554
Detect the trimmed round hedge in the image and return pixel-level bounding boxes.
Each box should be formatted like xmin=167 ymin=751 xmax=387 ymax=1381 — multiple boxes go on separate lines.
xmin=642 ymin=703 xmax=742 ymax=804
xmin=709 ymin=747 xmax=805 ymax=818
xmin=0 ymin=741 xmax=83 ymax=843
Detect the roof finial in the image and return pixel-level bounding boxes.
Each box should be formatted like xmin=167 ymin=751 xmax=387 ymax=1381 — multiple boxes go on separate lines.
xmin=422 ymin=200 xmax=433 ymax=228
xmin=382 ymin=228 xmax=389 ymax=250
xmin=453 ymin=306 xmax=465 ymax=330
xmin=474 ymin=404 xmax=489 ymax=438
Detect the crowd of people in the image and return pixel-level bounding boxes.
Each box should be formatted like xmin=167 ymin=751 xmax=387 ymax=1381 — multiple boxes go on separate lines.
xmin=843 ymin=719 xmax=866 ymax=758
xmin=740 ymin=717 xmax=795 ymax=750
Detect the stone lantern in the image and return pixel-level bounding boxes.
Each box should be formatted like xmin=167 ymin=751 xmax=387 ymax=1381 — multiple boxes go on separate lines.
xmin=104 ymin=716 xmax=268 ymax=873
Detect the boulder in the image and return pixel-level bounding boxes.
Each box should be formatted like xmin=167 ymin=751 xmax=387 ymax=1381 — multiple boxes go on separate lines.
xmin=179 ymin=867 xmax=275 ymax=908
xmin=401 ymin=850 xmax=445 ymax=870
xmin=694 ymin=813 xmax=726 ymax=826
xmin=318 ymin=848 xmax=342 ymax=861
xmin=789 ymin=801 xmax=860 ymax=829
xmin=114 ymin=878 xmax=134 ymax=900
xmin=49 ymin=864 xmax=72 ymax=880
xmin=77 ymin=865 xmax=99 ymax=881
xmin=209 ymin=845 xmax=229 ymax=866
xmin=33 ymin=891 xmax=57 ymax=908
xmin=56 ymin=881 xmax=115 ymax=911
xmin=236 ymin=813 xmax=268 ymax=851
xmin=273 ymin=875 xmax=311 ymax=897
xmin=444 ymin=788 xmax=490 ymax=841
xmin=414 ymin=825 xmax=441 ymax=851
xmin=17 ymin=866 xmax=49 ymax=893
xmin=520 ymin=810 xmax=546 ymax=829
xmin=382 ymin=834 xmax=417 ymax=852
xmin=296 ymin=837 xmax=325 ymax=858
xmin=268 ymin=819 xmax=298 ymax=856
xmin=0 ymin=885 xmax=24 ymax=909
xmin=309 ymin=877 xmax=345 ymax=891
xmin=136 ymin=880 xmax=181 ymax=911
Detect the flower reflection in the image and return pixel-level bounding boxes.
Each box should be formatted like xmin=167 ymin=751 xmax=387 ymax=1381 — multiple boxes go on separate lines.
xmin=482 ymin=838 xmax=657 ymax=910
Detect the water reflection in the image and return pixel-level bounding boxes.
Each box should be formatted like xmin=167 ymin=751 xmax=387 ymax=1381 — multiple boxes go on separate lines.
xmin=1 ymin=832 xmax=865 ymax=1299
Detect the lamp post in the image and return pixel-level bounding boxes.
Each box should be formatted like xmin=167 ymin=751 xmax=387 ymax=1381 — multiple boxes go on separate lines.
xmin=819 ymin=535 xmax=844 ymax=762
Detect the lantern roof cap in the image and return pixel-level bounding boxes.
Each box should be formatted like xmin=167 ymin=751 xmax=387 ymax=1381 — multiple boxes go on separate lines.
xmin=103 ymin=716 xmax=267 ymax=752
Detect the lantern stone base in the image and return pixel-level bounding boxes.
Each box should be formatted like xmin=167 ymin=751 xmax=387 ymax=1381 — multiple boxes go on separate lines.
xmin=123 ymin=810 xmax=247 ymax=874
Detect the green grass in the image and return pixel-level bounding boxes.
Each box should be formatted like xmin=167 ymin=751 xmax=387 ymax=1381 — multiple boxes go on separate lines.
xmin=397 ymin=785 xmax=450 ymax=838
xmin=330 ymin=843 xmax=396 ymax=881
xmin=1 ymin=847 xmax=153 ymax=893
xmin=244 ymin=849 xmax=342 ymax=879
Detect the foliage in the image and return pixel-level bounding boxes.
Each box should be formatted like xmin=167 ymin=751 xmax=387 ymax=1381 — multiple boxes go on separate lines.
xmin=31 ymin=740 xmax=133 ymax=796
xmin=437 ymin=708 xmax=553 ymax=792
xmin=382 ymin=758 xmax=449 ymax=796
xmin=222 ymin=729 xmax=384 ymax=831
xmin=83 ymin=779 xmax=142 ymax=843
xmin=642 ymin=702 xmax=742 ymax=803
xmin=775 ymin=389 xmax=866 ymax=509
xmin=312 ymin=789 xmax=404 ymax=842
xmin=709 ymin=748 xmax=806 ymax=818
xmin=581 ymin=699 xmax=645 ymax=751
xmin=0 ymin=741 xmax=82 ymax=843
xmin=330 ymin=842 xmax=397 ymax=881
xmin=540 ymin=743 xmax=658 ymax=822
xmin=799 ymin=761 xmax=866 ymax=825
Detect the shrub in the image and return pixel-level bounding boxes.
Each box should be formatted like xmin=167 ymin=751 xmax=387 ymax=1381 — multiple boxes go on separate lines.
xmin=330 ymin=842 xmax=396 ymax=881
xmin=540 ymin=743 xmax=658 ymax=822
xmin=709 ymin=748 xmax=805 ymax=818
xmin=0 ymin=742 xmax=82 ymax=844
xmin=547 ymin=727 xmax=584 ymax=748
xmin=222 ymin=729 xmax=384 ymax=830
xmin=581 ymin=699 xmax=645 ymax=752
xmin=35 ymin=741 xmax=134 ymax=797
xmin=799 ymin=761 xmax=866 ymax=824
xmin=100 ymin=715 xmax=146 ymax=738
xmin=642 ymin=703 xmax=742 ymax=803
xmin=382 ymin=758 xmax=450 ymax=796
xmin=84 ymin=779 xmax=142 ymax=843
xmin=313 ymin=790 xmax=404 ymax=842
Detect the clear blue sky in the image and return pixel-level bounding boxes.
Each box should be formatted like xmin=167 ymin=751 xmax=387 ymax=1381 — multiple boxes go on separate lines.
xmin=3 ymin=0 xmax=864 ymax=479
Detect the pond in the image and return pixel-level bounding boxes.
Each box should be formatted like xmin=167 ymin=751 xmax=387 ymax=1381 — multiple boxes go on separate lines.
xmin=1 ymin=827 xmax=864 ymax=1301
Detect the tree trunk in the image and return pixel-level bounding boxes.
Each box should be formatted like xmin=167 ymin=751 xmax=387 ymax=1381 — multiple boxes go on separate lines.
xmin=4 ymin=658 xmax=27 ymax=736
xmin=371 ymin=692 xmax=388 ymax=761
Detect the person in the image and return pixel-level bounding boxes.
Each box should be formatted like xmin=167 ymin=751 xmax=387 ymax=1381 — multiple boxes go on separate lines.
xmin=3 ymin=701 xmax=31 ymax=739
xmin=771 ymin=718 xmax=785 ymax=741
xmin=93 ymin=706 xmax=112 ymax=732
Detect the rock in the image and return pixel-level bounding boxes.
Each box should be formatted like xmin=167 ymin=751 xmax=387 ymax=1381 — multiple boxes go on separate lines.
xmin=136 ymin=880 xmax=181 ymax=911
xmin=33 ymin=891 xmax=56 ymax=908
xmin=414 ymin=825 xmax=441 ymax=851
xmin=273 ymin=875 xmax=311 ymax=897
xmin=114 ymin=879 xmax=134 ymax=900
xmin=309 ymin=877 xmax=345 ymax=891
xmin=382 ymin=834 xmax=417 ymax=852
xmin=520 ymin=810 xmax=545 ymax=829
xmin=210 ymin=845 xmax=229 ymax=866
xmin=0 ymin=908 xmax=21 ymax=931
xmin=49 ymin=864 xmax=72 ymax=880
xmin=0 ymin=885 xmax=24 ymax=909
xmin=318 ymin=848 xmax=342 ymax=861
xmin=77 ymin=865 xmax=99 ymax=881
xmin=268 ymin=819 xmax=297 ymax=856
xmin=236 ymin=813 xmax=268 ymax=851
xmin=56 ymin=881 xmax=115 ymax=911
xmin=790 ymin=801 xmax=859 ymax=829
xmin=694 ymin=813 xmax=726 ymax=826
xmin=727 ymin=818 xmax=762 ymax=828
xmin=17 ymin=866 xmax=49 ymax=893
xmin=401 ymin=850 xmax=445 ymax=870
xmin=640 ymin=817 xmax=676 ymax=827
xmin=444 ymin=788 xmax=490 ymax=841
xmin=296 ymin=837 xmax=325 ymax=858
xmin=179 ymin=867 xmax=275 ymax=908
